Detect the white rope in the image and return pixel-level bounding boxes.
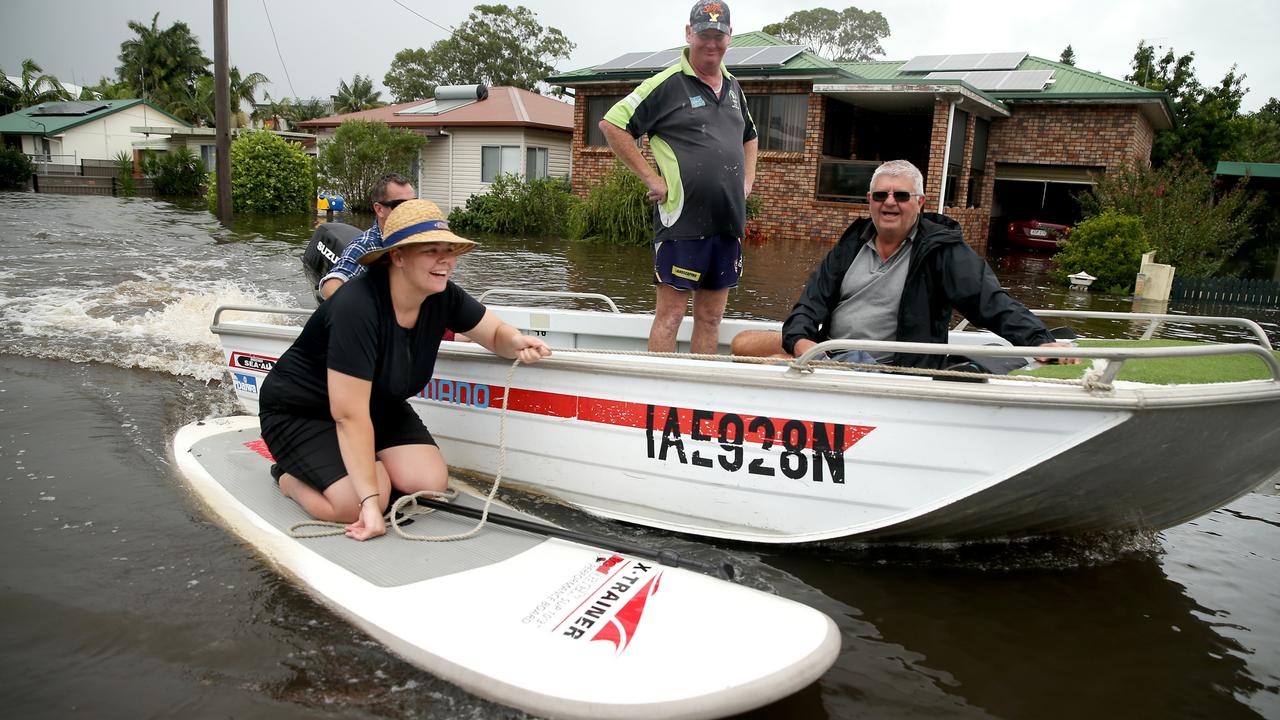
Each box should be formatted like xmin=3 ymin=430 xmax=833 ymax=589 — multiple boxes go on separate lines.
xmin=288 ymin=358 xmax=522 ymax=541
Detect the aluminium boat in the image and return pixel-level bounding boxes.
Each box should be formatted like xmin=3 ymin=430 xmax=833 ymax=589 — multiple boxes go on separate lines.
xmin=211 ymin=291 xmax=1280 ymax=544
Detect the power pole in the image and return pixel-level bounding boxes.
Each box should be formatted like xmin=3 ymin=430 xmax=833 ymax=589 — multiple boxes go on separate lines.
xmin=213 ymin=0 xmax=232 ymax=224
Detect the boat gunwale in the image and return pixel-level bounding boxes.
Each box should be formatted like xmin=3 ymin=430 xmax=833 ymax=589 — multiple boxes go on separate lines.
xmin=210 ymin=305 xmax=1280 ymax=411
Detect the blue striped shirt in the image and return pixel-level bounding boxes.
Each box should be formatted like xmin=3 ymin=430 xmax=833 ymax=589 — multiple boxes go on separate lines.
xmin=318 ymin=222 xmax=382 ymax=291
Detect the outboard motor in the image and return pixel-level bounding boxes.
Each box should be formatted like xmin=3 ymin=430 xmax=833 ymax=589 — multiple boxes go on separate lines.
xmin=301 ymin=222 xmax=363 ymax=302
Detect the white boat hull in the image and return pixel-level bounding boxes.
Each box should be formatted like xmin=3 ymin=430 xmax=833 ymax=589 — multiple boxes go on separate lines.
xmin=214 ymin=305 xmax=1280 ymax=543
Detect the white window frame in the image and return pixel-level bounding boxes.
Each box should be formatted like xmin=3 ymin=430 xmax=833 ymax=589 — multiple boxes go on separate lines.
xmin=481 ymin=145 xmax=522 ymax=182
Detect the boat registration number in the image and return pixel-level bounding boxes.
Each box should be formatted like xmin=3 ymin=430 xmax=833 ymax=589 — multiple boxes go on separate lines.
xmin=644 ymin=404 xmax=873 ymax=483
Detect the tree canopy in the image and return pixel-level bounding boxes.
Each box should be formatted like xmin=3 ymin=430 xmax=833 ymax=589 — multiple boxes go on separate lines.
xmin=1058 ymin=45 xmax=1076 ymax=66
xmin=316 ymin=121 xmax=427 ymax=211
xmin=116 ymin=12 xmax=212 ymax=116
xmin=762 ymin=6 xmax=889 ymax=62
xmin=1125 ymin=41 xmax=1248 ymax=167
xmin=383 ymin=4 xmax=575 ymax=102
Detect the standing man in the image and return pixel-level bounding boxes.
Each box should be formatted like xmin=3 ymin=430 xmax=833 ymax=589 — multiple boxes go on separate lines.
xmin=318 ymin=173 xmax=417 ymax=299
xmin=599 ymin=1 xmax=758 ymax=353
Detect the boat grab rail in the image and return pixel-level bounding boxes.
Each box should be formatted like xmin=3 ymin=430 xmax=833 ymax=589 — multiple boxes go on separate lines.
xmin=795 ymin=338 xmax=1280 ymax=385
xmin=211 ymin=304 xmax=313 ymax=328
xmin=477 ymin=289 xmax=620 ymax=313
xmin=954 ymin=310 xmax=1274 ymax=350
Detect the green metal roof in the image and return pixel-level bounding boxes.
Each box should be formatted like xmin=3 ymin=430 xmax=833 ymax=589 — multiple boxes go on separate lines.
xmin=1215 ymin=161 xmax=1280 ymax=179
xmin=0 ymin=99 xmax=189 ymax=136
xmin=547 ymin=31 xmax=858 ymax=84
xmin=840 ymin=55 xmax=1167 ymax=100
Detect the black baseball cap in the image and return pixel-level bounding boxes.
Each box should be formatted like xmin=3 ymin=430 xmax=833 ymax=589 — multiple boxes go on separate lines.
xmin=689 ymin=1 xmax=731 ymax=34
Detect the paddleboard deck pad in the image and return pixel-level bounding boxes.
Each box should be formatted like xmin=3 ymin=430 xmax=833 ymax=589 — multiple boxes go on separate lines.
xmin=173 ymin=416 xmax=839 ymax=718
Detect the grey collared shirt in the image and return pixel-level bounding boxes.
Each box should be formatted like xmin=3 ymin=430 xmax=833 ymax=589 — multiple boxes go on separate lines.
xmin=828 ymin=225 xmax=916 ymax=362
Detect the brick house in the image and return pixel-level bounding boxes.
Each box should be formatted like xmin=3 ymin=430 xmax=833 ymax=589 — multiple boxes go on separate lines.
xmin=548 ymin=32 xmax=1173 ymax=253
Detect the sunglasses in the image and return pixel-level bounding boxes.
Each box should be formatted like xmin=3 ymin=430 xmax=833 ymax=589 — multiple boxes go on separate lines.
xmin=376 ymin=197 xmax=413 ymax=210
xmin=869 ymin=190 xmax=918 ymax=203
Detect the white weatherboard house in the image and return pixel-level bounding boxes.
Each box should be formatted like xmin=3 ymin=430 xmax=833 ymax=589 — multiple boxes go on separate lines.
xmin=299 ymin=85 xmax=573 ymax=213
xmin=0 ymin=99 xmax=188 ymax=165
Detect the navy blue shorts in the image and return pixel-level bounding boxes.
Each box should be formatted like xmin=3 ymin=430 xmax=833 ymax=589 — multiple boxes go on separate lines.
xmin=259 ymin=402 xmax=435 ymax=492
xmin=653 ymin=235 xmax=742 ymax=291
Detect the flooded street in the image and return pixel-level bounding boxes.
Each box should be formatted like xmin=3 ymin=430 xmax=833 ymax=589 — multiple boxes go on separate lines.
xmin=1 ymin=192 xmax=1277 ymax=719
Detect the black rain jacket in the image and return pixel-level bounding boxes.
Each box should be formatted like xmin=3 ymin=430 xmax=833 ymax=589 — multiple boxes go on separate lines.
xmin=781 ymin=213 xmax=1054 ymax=369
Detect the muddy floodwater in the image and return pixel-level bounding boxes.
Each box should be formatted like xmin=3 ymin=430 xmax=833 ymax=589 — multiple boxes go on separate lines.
xmin=1 ymin=192 xmax=1276 ymax=719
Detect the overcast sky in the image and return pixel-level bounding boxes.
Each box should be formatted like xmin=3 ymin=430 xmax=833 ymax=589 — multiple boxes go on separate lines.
xmin=2 ymin=0 xmax=1275 ymax=112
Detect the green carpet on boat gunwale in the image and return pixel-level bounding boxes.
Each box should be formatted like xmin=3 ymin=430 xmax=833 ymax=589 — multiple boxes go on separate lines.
xmin=1010 ymin=339 xmax=1280 ymax=384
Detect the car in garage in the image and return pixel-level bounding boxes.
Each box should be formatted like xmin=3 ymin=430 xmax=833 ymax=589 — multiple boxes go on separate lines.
xmin=1006 ymin=219 xmax=1071 ymax=251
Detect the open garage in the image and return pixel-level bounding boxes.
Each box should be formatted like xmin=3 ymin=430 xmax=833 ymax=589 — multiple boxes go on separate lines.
xmin=988 ymin=163 xmax=1099 ymax=251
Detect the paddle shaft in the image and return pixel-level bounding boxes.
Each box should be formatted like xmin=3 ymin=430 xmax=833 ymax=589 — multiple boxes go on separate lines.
xmin=416 ymin=498 xmax=737 ymax=581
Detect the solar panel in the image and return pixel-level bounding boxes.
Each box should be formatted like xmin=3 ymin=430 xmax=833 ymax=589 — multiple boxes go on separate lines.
xmin=996 ymin=70 xmax=1054 ymax=90
xmin=902 ymin=52 xmax=1027 ymax=73
xmin=976 ymin=52 xmax=1027 ymax=70
xmin=743 ymin=45 xmax=805 ymax=66
xmin=593 ymin=51 xmax=661 ymax=71
xmin=899 ymin=54 xmax=948 ymax=73
xmin=30 ymin=101 xmax=109 ymax=116
xmin=924 ymin=69 xmax=1053 ymax=91
xmin=594 ymin=44 xmax=804 ymax=72
xmin=936 ymin=54 xmax=990 ymax=71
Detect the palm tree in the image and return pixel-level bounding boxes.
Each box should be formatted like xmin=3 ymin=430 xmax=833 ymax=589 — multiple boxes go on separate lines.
xmin=332 ymin=74 xmax=384 ymax=113
xmin=116 ymin=12 xmax=211 ymax=111
xmin=78 ymin=75 xmax=134 ymax=101
xmin=228 ymin=67 xmax=269 ymax=127
xmin=0 ymin=59 xmax=71 ymax=112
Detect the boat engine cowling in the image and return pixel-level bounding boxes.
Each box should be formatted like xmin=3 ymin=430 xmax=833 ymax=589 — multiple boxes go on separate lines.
xmin=301 ymin=222 xmax=363 ymax=301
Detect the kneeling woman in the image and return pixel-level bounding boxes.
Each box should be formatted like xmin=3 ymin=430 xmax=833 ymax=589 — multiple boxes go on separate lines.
xmin=259 ymin=200 xmax=550 ymax=541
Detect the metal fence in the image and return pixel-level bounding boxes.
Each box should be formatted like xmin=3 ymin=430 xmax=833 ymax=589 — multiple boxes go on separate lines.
xmin=1172 ymin=276 xmax=1280 ymax=308
xmin=31 ymin=174 xmax=157 ymax=197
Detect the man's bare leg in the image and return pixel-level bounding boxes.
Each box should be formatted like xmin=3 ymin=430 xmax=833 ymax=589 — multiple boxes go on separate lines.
xmin=649 ymin=284 xmax=690 ymax=352
xmin=730 ymin=330 xmax=786 ymax=358
xmin=689 ymin=287 xmax=729 ymax=355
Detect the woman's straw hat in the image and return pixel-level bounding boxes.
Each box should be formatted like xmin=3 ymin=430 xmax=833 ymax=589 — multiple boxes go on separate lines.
xmin=357 ymin=199 xmax=477 ymax=265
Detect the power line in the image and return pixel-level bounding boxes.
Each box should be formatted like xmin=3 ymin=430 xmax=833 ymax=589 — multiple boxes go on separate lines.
xmin=390 ymin=0 xmax=455 ymax=34
xmin=261 ymin=0 xmax=297 ymax=97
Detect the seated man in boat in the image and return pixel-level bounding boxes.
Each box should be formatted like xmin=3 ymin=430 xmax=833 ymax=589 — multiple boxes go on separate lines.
xmin=260 ymin=200 xmax=551 ymax=541
xmin=318 ymin=173 xmax=416 ymax=300
xmin=731 ymin=159 xmax=1075 ymax=369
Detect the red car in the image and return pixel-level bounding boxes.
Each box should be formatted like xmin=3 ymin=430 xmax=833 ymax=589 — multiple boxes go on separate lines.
xmin=1006 ymin=219 xmax=1071 ymax=251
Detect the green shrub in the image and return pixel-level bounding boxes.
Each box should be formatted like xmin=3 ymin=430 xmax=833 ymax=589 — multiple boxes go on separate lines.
xmin=315 ymin=120 xmax=426 ymax=211
xmin=150 ymin=146 xmax=205 ymax=196
xmin=0 ymin=147 xmax=34 ymax=190
xmin=449 ymin=174 xmax=576 ymax=237
xmin=208 ymin=130 xmax=314 ymax=215
xmin=567 ymin=161 xmax=652 ymax=245
xmin=114 ymin=150 xmax=135 ymax=197
xmin=1050 ymin=211 xmax=1150 ymax=293
xmin=1079 ymin=157 xmax=1261 ymax=277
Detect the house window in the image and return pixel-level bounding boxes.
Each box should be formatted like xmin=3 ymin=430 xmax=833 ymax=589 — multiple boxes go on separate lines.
xmin=943 ymin=109 xmax=968 ymax=207
xmin=967 ymin=118 xmax=989 ymax=208
xmin=586 ymin=95 xmax=624 ymax=146
xmin=481 ymin=145 xmax=522 ymax=182
xmin=526 ymin=147 xmax=549 ymax=179
xmin=746 ymin=94 xmax=806 ymax=152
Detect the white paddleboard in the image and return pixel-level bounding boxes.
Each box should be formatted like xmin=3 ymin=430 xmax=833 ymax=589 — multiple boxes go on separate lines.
xmin=173 ymin=416 xmax=840 ymax=719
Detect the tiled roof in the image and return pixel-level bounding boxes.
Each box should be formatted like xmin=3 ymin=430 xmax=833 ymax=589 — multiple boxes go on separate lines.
xmin=297 ymin=86 xmax=572 ymax=133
